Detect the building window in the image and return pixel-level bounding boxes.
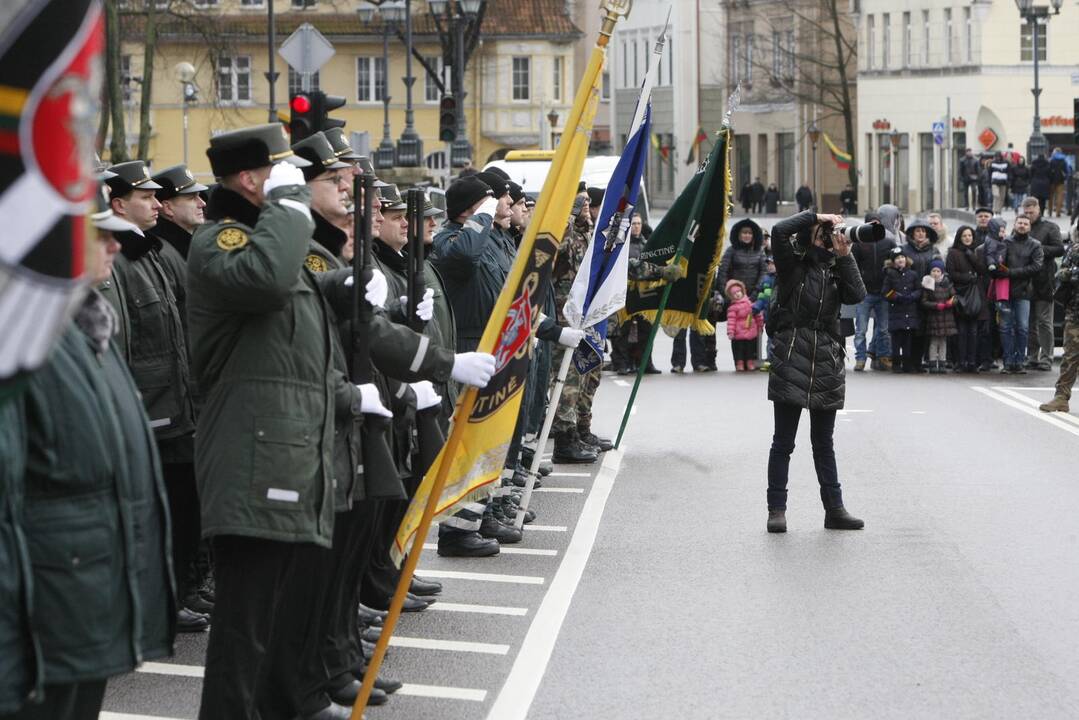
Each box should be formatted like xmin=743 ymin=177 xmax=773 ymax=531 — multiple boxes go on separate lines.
xmin=291 ymin=0 xmax=315 ymax=6
xmin=553 ymin=56 xmax=563 ymax=102
xmin=621 ymin=40 xmax=628 ymax=88
xmin=121 ymin=54 xmax=135 ymax=104
xmin=666 ymin=35 xmax=674 ymax=85
xmin=777 ymin=132 xmax=794 ymax=201
xmin=631 ymin=39 xmax=638 ymax=86
xmin=731 ymin=34 xmax=743 ymax=84
xmin=240 ymin=0 xmax=264 ymax=6
xmin=217 ymin=55 xmax=250 ymax=103
xmin=903 ymin=12 xmax=911 ymax=67
xmin=512 ymin=56 xmax=531 ymax=101
xmin=785 ymin=31 xmax=795 ymax=78
xmin=922 ymin=10 xmax=930 ymax=65
xmin=964 ymin=7 xmax=972 ymax=62
xmin=772 ymin=31 xmax=782 ymax=78
xmin=1020 ymin=22 xmax=1046 ymax=62
xmin=866 ymin=15 xmax=875 ymax=70
xmin=881 ymin=13 xmax=890 ymax=69
xmin=742 ymin=33 xmax=754 ymax=85
xmin=944 ymin=9 xmax=953 ymax=62
xmin=193 ymin=0 xmax=219 ymax=6
xmin=288 ymin=67 xmax=320 ymax=95
xmin=424 ymin=56 xmax=442 ymax=102
xmin=601 ymin=70 xmax=611 ymax=100
xmin=356 ymin=56 xmax=386 ymax=103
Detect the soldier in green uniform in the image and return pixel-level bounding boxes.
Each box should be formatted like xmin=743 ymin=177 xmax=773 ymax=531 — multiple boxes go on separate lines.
xmin=106 ymin=161 xmax=207 ymax=634
xmin=151 ymin=164 xmax=209 ymax=260
xmin=1041 ymin=238 xmax=1079 ymax=413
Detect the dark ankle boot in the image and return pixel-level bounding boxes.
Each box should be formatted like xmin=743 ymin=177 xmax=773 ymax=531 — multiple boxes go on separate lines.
xmin=767 ymin=510 xmax=787 ymax=533
xmin=824 ymin=506 xmax=864 ymax=530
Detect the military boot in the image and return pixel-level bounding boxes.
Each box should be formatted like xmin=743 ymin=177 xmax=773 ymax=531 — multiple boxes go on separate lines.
xmin=553 ymin=431 xmax=598 ymax=464
xmin=767 ymin=510 xmax=787 ymax=533
xmin=479 ymin=514 xmax=523 ymax=544
xmin=824 ymin=506 xmax=865 ymax=530
xmin=578 ymin=425 xmax=614 ymax=452
xmin=1039 ymin=395 xmax=1070 ymax=413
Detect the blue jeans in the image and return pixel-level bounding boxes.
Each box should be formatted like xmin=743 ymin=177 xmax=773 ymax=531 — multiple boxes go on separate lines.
xmin=854 ymin=294 xmax=891 ymax=361
xmin=997 ymin=299 xmax=1031 ymax=367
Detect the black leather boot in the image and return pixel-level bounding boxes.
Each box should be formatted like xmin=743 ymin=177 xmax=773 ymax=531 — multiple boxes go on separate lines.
xmin=824 ymin=506 xmax=864 ymax=530
xmin=552 ymin=431 xmax=598 ymax=464
xmin=767 ymin=510 xmax=787 ymax=533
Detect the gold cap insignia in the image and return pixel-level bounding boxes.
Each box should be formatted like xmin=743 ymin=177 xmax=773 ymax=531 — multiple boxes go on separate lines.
xmin=216 ymin=227 xmax=249 ymax=251
xmin=305 ymin=253 xmax=329 ymax=272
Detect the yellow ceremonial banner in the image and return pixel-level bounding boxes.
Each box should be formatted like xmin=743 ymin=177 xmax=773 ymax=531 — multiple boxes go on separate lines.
xmin=391 ymin=10 xmax=617 ymax=566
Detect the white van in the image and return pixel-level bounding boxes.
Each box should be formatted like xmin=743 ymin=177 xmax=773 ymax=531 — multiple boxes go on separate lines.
xmin=482 ymin=150 xmax=651 ymax=223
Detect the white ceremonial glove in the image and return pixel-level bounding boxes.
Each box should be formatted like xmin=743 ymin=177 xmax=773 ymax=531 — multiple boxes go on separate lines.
xmin=476 ymin=196 xmax=499 ymax=218
xmin=451 ymin=352 xmax=497 ymax=388
xmin=365 ymin=268 xmax=388 ymax=308
xmin=557 ymin=327 xmax=586 ymax=349
xmin=398 ymin=288 xmax=435 ymax=322
xmin=357 ymin=383 xmax=393 ymax=418
xmin=263 ymin=161 xmax=306 ymax=195
xmin=409 ymin=380 xmax=442 ymax=411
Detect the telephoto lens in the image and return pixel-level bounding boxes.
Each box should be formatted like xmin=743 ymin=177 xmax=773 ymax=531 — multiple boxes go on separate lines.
xmin=837 ymin=222 xmax=886 ymax=243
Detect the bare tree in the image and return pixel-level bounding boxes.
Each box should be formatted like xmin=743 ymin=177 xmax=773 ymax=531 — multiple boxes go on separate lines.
xmin=105 ymin=0 xmax=128 ymax=162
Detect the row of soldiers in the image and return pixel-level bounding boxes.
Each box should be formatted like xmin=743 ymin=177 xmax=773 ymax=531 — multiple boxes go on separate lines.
xmin=0 ymin=116 xmax=653 ymax=719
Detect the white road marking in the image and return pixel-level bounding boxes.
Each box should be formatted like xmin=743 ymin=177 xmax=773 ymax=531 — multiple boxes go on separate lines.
xmin=911 ymin=410 xmax=927 ymax=414
xmin=422 ymin=543 xmax=556 ymax=556
xmin=836 ymin=409 xmax=873 ymax=415
xmin=486 ymin=447 xmax=625 ymax=720
xmin=428 ymin=602 xmax=529 ymax=616
xmin=630 ymin=404 xmax=637 ymax=415
xmin=525 ymin=524 xmax=568 ymax=532
xmin=613 ymin=379 xmax=631 ymax=387
xmin=991 ymin=387 xmax=1079 ymax=428
xmin=549 ymin=471 xmax=591 ymax=477
xmin=101 ymin=714 xmax=186 ymax=720
xmin=417 ymin=569 xmax=545 ymax=584
xmin=532 ymin=487 xmax=585 ymax=494
xmin=389 ymin=636 xmax=510 ymax=654
xmin=398 ymin=683 xmax=488 ymax=702
xmin=136 ymin=662 xmax=204 ymax=678
xmin=972 ymin=386 xmax=1079 ymax=438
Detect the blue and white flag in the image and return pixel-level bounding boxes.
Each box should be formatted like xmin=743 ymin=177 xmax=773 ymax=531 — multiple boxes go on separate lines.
xmin=562 ymin=27 xmax=663 ymax=374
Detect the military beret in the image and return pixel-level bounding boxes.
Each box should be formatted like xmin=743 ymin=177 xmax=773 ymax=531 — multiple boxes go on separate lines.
xmin=378 ymin=183 xmax=408 ymax=212
xmin=292 ymin=132 xmax=350 ymax=182
xmin=507 ymin=181 xmax=525 ymax=205
xmin=153 ymin=164 xmax=209 ymax=201
xmin=206 ymin=123 xmax=310 ymax=178
xmin=322 ymin=127 xmax=362 ymax=161
xmin=447 ymin=176 xmax=494 ymax=220
xmin=475 ymin=171 xmax=510 ymax=199
xmin=586 ymin=186 xmax=605 ymax=208
xmin=105 ymin=160 xmax=163 ymax=198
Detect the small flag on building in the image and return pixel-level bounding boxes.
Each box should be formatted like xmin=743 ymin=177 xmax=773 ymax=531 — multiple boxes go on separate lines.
xmin=823 ymin=132 xmax=852 ymax=170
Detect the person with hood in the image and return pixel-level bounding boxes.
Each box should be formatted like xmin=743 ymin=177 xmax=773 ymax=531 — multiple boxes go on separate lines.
xmin=996 ymin=214 xmax=1044 ymax=373
xmin=1029 ymin=154 xmax=1052 ymax=214
xmin=902 ymin=219 xmax=941 ymax=372
xmin=717 ymin=219 xmax=769 ymax=361
xmin=1010 ymin=156 xmax=1030 ymax=210
xmin=882 ymin=247 xmax=922 ymax=373
xmin=764 ymin=211 xmax=866 ymax=534
xmin=974 ymin=216 xmax=1009 ymax=371
xmin=946 ymin=225 xmax=989 ymax=373
xmin=1022 ymin=196 xmax=1065 ymax=371
xmin=1048 ymin=147 xmax=1070 ymax=217
xmin=764 ymin=183 xmax=780 ymax=214
xmin=851 ymin=206 xmax=899 ymax=371
xmin=724 ymin=279 xmax=763 ymax=370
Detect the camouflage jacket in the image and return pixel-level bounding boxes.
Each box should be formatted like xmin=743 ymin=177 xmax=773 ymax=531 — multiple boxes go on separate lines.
xmin=553 ymin=218 xmax=590 ymax=323
xmin=1060 ymin=240 xmax=1079 ymax=320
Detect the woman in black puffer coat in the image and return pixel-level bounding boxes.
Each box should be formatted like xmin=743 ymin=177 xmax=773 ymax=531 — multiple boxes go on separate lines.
xmin=765 ymin=211 xmax=867 ymax=534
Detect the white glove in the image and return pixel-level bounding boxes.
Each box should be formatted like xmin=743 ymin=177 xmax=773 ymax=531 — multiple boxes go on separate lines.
xmin=365 ymin=268 xmax=388 ymax=308
xmin=398 ymin=288 xmax=435 ymax=322
xmin=409 ymin=380 xmax=442 ymax=411
xmin=263 ymin=161 xmax=306 ymax=195
xmin=451 ymin=352 xmax=497 ymax=388
xmin=476 ymin=196 xmax=499 ymax=218
xmin=557 ymin=327 xmax=586 ymax=348
xmin=357 ymin=383 xmax=392 ymax=418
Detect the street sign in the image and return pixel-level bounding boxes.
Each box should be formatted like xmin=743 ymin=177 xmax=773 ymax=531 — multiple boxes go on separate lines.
xmin=278 ymin=23 xmax=335 ymax=75
xmin=932 ymin=121 xmax=945 ymax=146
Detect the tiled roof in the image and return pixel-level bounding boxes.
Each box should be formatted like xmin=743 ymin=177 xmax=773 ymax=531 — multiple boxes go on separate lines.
xmin=136 ymin=2 xmax=581 ymax=42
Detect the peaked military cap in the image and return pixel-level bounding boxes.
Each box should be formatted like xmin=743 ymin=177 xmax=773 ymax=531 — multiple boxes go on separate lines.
xmin=291 ymin=132 xmax=351 ymax=182
xmin=206 ymin=122 xmax=311 ymax=178
xmin=323 ymin=127 xmax=362 ymax=160
xmin=423 ymin=191 xmax=445 ymax=218
xmin=92 ymin=184 xmax=139 ymax=233
xmin=105 ymin=160 xmax=163 ymax=198
xmin=153 ymin=164 xmax=209 ymax=200
xmin=378 ymin=183 xmax=408 ymax=211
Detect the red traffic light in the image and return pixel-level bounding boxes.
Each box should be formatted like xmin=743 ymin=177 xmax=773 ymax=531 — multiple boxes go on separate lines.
xmin=291 ymin=94 xmax=312 ymax=114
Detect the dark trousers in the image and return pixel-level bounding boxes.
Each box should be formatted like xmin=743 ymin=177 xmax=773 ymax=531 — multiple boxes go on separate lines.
xmin=671 ymin=328 xmax=715 ymax=369
xmin=767 ymin=402 xmax=842 ymax=511
xmin=890 ymin=329 xmax=915 ymax=372
xmin=162 ymin=462 xmax=200 ymax=602
xmin=6 ymin=680 xmax=106 ymax=720
xmin=199 ymin=536 xmax=330 ymax=720
xmin=911 ymin=332 xmax=927 ymax=371
xmin=731 ymin=339 xmax=757 ymax=364
xmin=956 ymin=316 xmax=979 ymax=369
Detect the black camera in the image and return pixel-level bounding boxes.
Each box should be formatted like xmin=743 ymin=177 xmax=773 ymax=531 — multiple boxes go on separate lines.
xmin=820 ymin=221 xmax=884 ymax=248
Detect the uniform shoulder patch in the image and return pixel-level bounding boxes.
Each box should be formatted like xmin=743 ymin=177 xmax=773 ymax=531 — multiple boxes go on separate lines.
xmin=216 ymin=227 xmax=249 ymax=251
xmin=305 ymin=253 xmax=330 ymax=272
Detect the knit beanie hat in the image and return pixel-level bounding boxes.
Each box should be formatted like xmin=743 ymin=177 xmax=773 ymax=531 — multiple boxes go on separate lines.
xmin=929 ymin=259 xmax=946 ymax=273
xmin=446 ymin=176 xmax=493 ymax=220
xmin=475 ymin=171 xmax=510 ymax=199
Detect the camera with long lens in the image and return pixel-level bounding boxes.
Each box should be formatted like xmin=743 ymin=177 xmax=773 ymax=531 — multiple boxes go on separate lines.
xmin=820 ymin=221 xmax=885 ymax=249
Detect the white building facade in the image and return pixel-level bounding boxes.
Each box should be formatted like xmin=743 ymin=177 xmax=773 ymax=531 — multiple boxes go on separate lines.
xmin=856 ymin=0 xmax=1079 ymax=213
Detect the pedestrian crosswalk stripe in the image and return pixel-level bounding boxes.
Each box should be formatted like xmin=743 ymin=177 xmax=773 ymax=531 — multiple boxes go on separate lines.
xmin=992 ymin=386 xmax=1079 ymax=428
xmin=526 ymin=524 xmax=568 ymax=532
xmin=429 ymin=602 xmax=529 ymax=616
xmin=390 ymin=636 xmax=510 ymax=654
xmin=399 ymin=683 xmax=488 ymax=701
xmin=973 ymin=386 xmax=1079 ymax=438
xmin=423 ymin=543 xmax=557 ymax=556
xmin=533 ymin=487 xmax=585 ymax=494
xmin=136 ymin=661 xmax=204 ymax=678
xmin=417 ymin=569 xmax=545 ymax=584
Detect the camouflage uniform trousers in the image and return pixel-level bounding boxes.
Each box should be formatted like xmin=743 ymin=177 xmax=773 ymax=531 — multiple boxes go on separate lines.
xmin=550 ymin=348 xmax=602 ymax=436
xmin=1054 ymin=315 xmax=1079 ymax=400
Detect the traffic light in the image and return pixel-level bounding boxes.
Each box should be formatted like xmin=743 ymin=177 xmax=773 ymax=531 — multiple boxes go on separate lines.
xmin=439 ymin=95 xmax=457 ymax=143
xmin=289 ymin=92 xmax=316 ymax=142
xmin=320 ymin=94 xmax=346 ymax=132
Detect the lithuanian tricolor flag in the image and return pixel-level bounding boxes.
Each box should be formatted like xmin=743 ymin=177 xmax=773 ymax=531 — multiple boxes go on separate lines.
xmin=823 ymin=132 xmax=852 ymax=170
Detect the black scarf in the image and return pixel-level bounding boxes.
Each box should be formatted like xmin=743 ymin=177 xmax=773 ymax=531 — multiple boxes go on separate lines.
xmin=149 ymin=216 xmax=193 ymax=259
xmin=205 ymin=186 xmax=260 ymax=227
xmin=372 ymin=237 xmax=407 ymax=277
xmin=312 ymin=211 xmax=348 ymax=258
xmin=115 ymin=228 xmax=159 ymax=262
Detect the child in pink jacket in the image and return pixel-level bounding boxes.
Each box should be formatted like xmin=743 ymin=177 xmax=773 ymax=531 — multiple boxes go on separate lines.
xmin=725 ymin=279 xmax=764 ymax=371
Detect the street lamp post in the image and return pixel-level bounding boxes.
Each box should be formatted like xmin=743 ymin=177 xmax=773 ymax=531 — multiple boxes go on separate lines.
xmin=889 ymin=128 xmax=901 ymax=207
xmin=364 ymin=1 xmax=405 ymax=170
xmin=395 ymin=0 xmax=422 ymax=166
xmin=1015 ymin=0 xmax=1062 ymax=161
xmin=430 ymin=0 xmax=484 ymax=168
xmin=547 ymin=109 xmax=559 ymax=150
xmin=807 ymin=121 xmax=821 ymax=204
xmin=175 ymin=62 xmax=198 ymax=167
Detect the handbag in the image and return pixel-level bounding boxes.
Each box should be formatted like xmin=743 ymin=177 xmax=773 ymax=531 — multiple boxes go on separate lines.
xmin=955 ymin=282 xmax=984 ymax=319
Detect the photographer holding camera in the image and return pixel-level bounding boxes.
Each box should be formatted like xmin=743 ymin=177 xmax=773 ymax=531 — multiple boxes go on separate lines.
xmin=765 ymin=211 xmax=873 ymax=533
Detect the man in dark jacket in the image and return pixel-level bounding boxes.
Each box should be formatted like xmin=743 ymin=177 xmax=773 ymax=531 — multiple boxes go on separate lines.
xmin=751 ymin=178 xmax=766 ymax=213
xmin=1040 ymin=239 xmax=1079 ymax=412
xmin=972 ymin=207 xmax=995 ymax=248
xmin=1029 ymin=154 xmax=1052 ymax=214
xmin=996 ymin=214 xmax=1044 ymax=373
xmin=795 ymin=182 xmax=814 ymax=211
xmin=1022 ymin=197 xmax=1064 ymax=370
xmin=960 ymin=148 xmax=981 ymax=210
xmin=1048 ymin=147 xmax=1070 ymax=217
xmin=851 ymin=211 xmax=897 ymax=370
